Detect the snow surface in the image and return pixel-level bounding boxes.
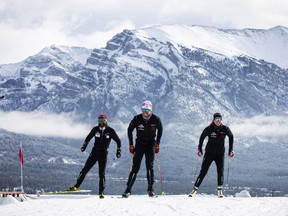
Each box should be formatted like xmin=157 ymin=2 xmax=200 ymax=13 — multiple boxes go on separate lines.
xmin=1 ymin=193 xmax=288 ymax=216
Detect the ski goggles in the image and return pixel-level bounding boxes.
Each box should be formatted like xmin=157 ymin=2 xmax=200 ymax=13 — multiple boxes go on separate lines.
xmin=98 ymin=118 xmax=107 ymax=123
xmin=141 ymin=108 xmax=151 ymax=113
xmin=214 ymin=118 xmax=222 ymax=122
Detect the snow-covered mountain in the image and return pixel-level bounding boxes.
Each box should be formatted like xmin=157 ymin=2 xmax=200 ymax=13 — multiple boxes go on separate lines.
xmin=0 ymin=25 xmax=288 ymax=194
xmin=0 ymin=25 xmax=287 ymax=121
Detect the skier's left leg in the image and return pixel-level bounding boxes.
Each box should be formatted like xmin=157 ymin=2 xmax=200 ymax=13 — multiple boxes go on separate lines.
xmin=215 ymin=154 xmax=225 ymax=186
xmin=215 ymin=154 xmax=225 ymax=197
xmin=145 ymin=144 xmax=155 ymax=196
xmin=98 ymin=155 xmax=107 ymax=195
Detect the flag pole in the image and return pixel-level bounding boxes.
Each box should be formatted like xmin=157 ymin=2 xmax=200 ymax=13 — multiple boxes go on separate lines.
xmin=19 ymin=142 xmax=24 ymax=193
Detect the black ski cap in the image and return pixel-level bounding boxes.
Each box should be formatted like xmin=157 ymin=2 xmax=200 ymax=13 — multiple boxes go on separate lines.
xmin=213 ymin=113 xmax=222 ymax=119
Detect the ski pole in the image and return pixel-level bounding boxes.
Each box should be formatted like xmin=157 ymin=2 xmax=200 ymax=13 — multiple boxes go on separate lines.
xmin=226 ymin=157 xmax=231 ymax=187
xmin=193 ymin=156 xmax=201 ymax=180
xmin=156 ymin=153 xmax=165 ymax=195
xmin=129 ymin=154 xmax=133 ymax=172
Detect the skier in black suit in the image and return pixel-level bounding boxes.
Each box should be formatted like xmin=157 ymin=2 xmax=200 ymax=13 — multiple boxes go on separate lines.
xmin=189 ymin=113 xmax=234 ymax=198
xmin=67 ymin=114 xmax=121 ymax=198
xmin=122 ymin=100 xmax=163 ymax=197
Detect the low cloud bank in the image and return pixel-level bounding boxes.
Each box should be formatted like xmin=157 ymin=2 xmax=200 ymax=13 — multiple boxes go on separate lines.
xmin=0 ymin=111 xmax=90 ymax=139
xmin=229 ymin=115 xmax=288 ymax=137
xmin=166 ymin=114 xmax=288 ymax=138
xmin=0 ymin=112 xmax=287 ymax=139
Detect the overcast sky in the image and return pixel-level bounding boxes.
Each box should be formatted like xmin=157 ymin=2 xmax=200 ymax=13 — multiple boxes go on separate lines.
xmin=1 ymin=0 xmax=288 ymax=64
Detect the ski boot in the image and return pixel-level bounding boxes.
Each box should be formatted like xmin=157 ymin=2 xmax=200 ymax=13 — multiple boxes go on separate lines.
xmin=122 ymin=188 xmax=131 ymax=198
xmin=217 ymin=186 xmax=224 ymax=198
xmin=188 ymin=186 xmax=198 ymax=197
xmin=147 ymin=186 xmax=156 ymax=197
xmin=66 ymin=186 xmax=78 ymax=192
xmin=99 ymin=193 xmax=104 ymax=199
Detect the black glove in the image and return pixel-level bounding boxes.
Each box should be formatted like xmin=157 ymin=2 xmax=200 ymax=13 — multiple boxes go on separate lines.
xmin=80 ymin=144 xmax=86 ymax=152
xmin=116 ymin=148 xmax=121 ymax=158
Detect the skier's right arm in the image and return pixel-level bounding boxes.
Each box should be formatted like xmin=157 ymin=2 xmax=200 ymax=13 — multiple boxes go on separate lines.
xmin=81 ymin=127 xmax=96 ymax=152
xmin=127 ymin=117 xmax=136 ymax=154
xmin=198 ymin=127 xmax=209 ymax=155
xmin=127 ymin=117 xmax=136 ymax=145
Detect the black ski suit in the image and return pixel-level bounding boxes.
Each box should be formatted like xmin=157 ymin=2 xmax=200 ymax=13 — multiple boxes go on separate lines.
xmin=126 ymin=114 xmax=163 ymax=191
xmin=75 ymin=126 xmax=121 ymax=193
xmin=194 ymin=122 xmax=233 ymax=188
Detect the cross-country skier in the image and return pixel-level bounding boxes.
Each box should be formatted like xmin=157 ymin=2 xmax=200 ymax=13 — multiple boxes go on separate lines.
xmin=67 ymin=114 xmax=121 ymax=198
xmin=189 ymin=113 xmax=234 ymax=198
xmin=122 ymin=100 xmax=163 ymax=198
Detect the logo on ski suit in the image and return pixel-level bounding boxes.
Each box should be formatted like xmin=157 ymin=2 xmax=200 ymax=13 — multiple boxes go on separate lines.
xmin=211 ymin=132 xmax=217 ymax=138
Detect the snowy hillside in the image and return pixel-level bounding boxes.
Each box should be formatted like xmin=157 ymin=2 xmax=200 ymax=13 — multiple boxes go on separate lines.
xmin=1 ymin=194 xmax=288 ymax=216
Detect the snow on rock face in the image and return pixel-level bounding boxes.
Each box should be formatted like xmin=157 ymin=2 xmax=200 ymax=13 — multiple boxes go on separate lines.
xmin=134 ymin=25 xmax=288 ymax=68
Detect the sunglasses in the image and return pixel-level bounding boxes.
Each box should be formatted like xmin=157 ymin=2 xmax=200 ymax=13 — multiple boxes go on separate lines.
xmin=214 ymin=118 xmax=222 ymax=122
xmin=98 ymin=119 xmax=107 ymax=123
xmin=142 ymin=108 xmax=151 ymax=113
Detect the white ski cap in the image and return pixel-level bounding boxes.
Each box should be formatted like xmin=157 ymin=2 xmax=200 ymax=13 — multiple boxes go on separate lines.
xmin=141 ymin=100 xmax=152 ymax=111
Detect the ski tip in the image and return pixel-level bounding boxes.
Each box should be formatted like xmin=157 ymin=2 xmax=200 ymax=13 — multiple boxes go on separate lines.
xmin=111 ymin=196 xmax=127 ymax=199
xmin=43 ymin=189 xmax=92 ymax=194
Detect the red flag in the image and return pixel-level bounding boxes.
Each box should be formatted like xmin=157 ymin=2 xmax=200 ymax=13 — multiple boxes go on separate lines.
xmin=19 ymin=148 xmax=24 ymax=165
